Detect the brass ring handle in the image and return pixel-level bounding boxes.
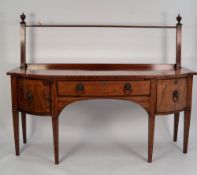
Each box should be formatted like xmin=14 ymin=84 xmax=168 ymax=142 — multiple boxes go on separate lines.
xmin=76 ymin=83 xmax=84 ymax=94
xmin=26 ymin=91 xmax=33 ymax=102
xmin=172 ymin=90 xmax=179 ymax=102
xmin=124 ymin=83 xmax=132 ymax=95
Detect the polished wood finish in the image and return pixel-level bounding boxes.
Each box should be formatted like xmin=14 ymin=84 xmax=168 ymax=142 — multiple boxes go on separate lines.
xmin=20 ymin=13 xmax=26 ymax=69
xmin=156 ymin=78 xmax=187 ymax=113
xmin=26 ymin=63 xmax=177 ymax=70
xmin=52 ymin=116 xmax=59 ymax=164
xmin=57 ymin=96 xmax=150 ymax=115
xmin=183 ymin=110 xmax=191 ymax=153
xmin=148 ymin=79 xmax=156 ymax=163
xmin=12 ymin=111 xmax=20 ymax=156
xmin=11 ymin=77 xmax=20 ymax=155
xmin=57 ymin=80 xmax=150 ymax=97
xmin=7 ymin=14 xmax=196 ymax=164
xmin=173 ymin=112 xmax=180 ymax=142
xmin=17 ymin=78 xmax=51 ymax=115
xmin=148 ymin=114 xmax=155 ymax=162
xmin=21 ymin=112 xmax=27 ymax=144
xmin=183 ymin=76 xmax=193 ymax=153
xmin=7 ymin=64 xmax=196 ymax=80
xmin=175 ymin=14 xmax=182 ymax=69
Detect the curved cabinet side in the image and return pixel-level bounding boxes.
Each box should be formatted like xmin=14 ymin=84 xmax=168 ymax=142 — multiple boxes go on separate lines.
xmin=156 ymin=78 xmax=187 ymax=113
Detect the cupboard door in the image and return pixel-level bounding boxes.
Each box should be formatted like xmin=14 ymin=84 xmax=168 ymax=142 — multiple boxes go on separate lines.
xmin=156 ymin=78 xmax=187 ymax=113
xmin=17 ymin=78 xmax=51 ymax=115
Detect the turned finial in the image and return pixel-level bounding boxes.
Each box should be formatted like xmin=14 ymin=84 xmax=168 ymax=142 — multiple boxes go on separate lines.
xmin=176 ymin=14 xmax=182 ymax=25
xmin=20 ymin=13 xmax=26 ymax=24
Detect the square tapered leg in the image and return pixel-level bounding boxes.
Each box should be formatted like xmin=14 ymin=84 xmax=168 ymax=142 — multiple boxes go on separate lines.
xmin=12 ymin=111 xmax=20 ymax=156
xmin=173 ymin=112 xmax=180 ymax=142
xmin=52 ymin=116 xmax=59 ymax=164
xmin=21 ymin=112 xmax=27 ymax=144
xmin=148 ymin=114 xmax=155 ymax=163
xmin=183 ymin=110 xmax=191 ymax=153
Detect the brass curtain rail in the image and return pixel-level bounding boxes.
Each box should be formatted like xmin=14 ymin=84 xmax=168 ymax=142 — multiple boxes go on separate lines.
xmin=26 ymin=24 xmax=176 ymax=28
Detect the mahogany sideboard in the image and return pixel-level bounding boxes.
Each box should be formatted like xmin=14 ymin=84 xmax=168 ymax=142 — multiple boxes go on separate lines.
xmin=7 ymin=14 xmax=197 ymax=164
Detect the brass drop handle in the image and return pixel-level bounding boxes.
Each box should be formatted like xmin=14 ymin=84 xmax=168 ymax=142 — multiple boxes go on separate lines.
xmin=172 ymin=90 xmax=179 ymax=102
xmin=26 ymin=91 xmax=33 ymax=102
xmin=76 ymin=83 xmax=84 ymax=94
xmin=124 ymin=83 xmax=132 ymax=95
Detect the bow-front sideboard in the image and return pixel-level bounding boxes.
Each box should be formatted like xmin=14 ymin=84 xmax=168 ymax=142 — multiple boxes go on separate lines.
xmin=7 ymin=14 xmax=197 ymax=164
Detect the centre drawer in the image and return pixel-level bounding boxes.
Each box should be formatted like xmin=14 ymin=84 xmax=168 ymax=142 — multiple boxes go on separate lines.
xmin=57 ymin=80 xmax=150 ymax=96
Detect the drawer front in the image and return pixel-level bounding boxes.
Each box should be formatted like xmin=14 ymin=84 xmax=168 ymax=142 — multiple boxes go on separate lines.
xmin=17 ymin=79 xmax=51 ymax=114
xmin=156 ymin=78 xmax=187 ymax=113
xmin=57 ymin=80 xmax=150 ymax=96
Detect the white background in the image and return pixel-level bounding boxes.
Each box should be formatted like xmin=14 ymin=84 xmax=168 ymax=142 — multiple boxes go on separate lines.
xmin=0 ymin=0 xmax=197 ymax=175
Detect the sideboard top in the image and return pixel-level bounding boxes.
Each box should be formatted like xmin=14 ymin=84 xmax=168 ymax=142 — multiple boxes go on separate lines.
xmin=7 ymin=63 xmax=197 ymax=80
